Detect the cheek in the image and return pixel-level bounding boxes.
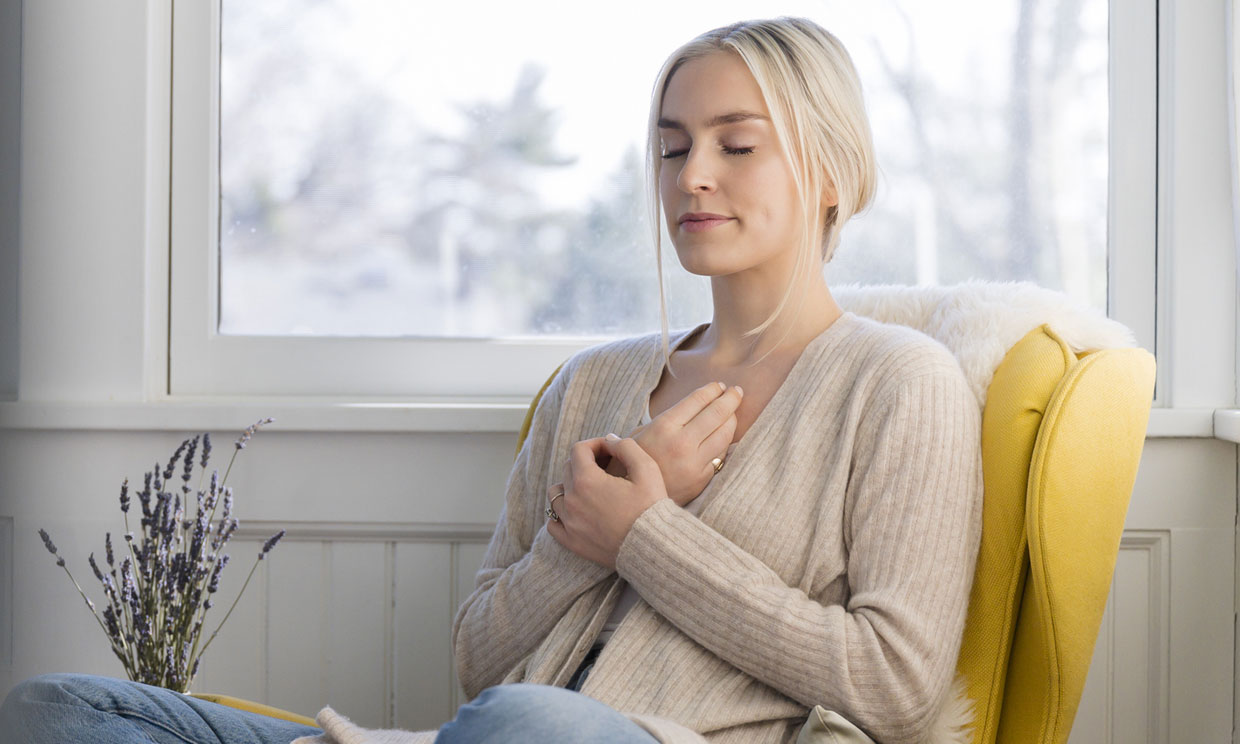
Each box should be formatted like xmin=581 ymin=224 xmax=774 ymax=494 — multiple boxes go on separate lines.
xmin=659 ymin=167 xmax=678 ymax=205
xmin=753 ymin=161 xmax=800 ymax=221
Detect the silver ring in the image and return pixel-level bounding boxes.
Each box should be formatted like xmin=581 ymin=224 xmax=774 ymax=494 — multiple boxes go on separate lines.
xmin=710 ymin=457 xmax=724 ymax=473
xmin=546 ymin=486 xmax=566 ymax=522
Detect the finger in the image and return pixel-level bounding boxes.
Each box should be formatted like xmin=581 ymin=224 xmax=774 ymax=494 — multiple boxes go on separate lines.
xmin=600 ymin=434 xmax=661 ymax=485
xmin=698 ymin=412 xmax=738 ymax=463
xmin=546 ymin=513 xmax=569 ymax=546
xmin=569 ymin=438 xmax=610 ymax=485
xmin=683 ymin=385 xmax=744 ymax=443
xmin=660 ymin=381 xmax=729 ymax=427
xmin=562 ymin=457 xmax=574 ymax=496
xmin=547 ymin=482 xmax=566 ymax=513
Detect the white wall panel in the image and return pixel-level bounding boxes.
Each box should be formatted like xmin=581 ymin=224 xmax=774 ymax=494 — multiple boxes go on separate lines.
xmin=265 ymin=540 xmax=324 ymax=717
xmin=326 ymin=542 xmax=389 ymax=727
xmin=1069 ymin=532 xmax=1170 ymax=744
xmin=0 ymin=516 xmax=12 ymax=669
xmin=395 ymin=541 xmax=454 ymax=731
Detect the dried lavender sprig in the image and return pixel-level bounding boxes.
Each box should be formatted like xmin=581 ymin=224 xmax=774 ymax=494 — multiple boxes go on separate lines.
xmin=194 ymin=548 xmax=266 ymax=661
xmin=89 ymin=550 xmax=130 ymax=666
xmin=163 ymin=439 xmax=189 ymax=483
xmin=206 ymin=554 xmax=230 ymax=594
xmin=138 ymin=472 xmax=153 ymax=520
xmin=88 ymin=553 xmax=105 ymax=584
xmin=37 ymin=529 xmax=126 ymax=660
xmin=192 ymin=433 xmax=213 ymax=497
xmin=234 ymin=417 xmax=274 ymax=451
xmin=258 ymin=530 xmax=285 ymax=559
xmin=38 ymin=529 xmax=64 ymax=567
xmin=191 ymin=515 xmax=280 ymax=665
xmin=216 ymin=418 xmax=275 ymax=493
xmin=119 ymin=478 xmax=130 ymax=514
xmin=181 ymin=435 xmax=199 ymax=494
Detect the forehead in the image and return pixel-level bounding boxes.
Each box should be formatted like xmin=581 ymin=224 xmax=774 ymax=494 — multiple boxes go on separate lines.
xmin=659 ymin=51 xmax=770 ymax=130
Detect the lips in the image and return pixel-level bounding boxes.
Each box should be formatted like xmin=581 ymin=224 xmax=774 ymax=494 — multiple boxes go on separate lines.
xmin=678 ymin=212 xmax=735 ymax=233
xmin=678 ymin=212 xmax=732 ymax=224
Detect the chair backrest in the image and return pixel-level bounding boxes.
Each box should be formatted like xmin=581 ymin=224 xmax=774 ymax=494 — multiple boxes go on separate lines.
xmin=957 ymin=325 xmax=1154 ymax=743
xmin=514 ymin=283 xmax=1156 ymax=744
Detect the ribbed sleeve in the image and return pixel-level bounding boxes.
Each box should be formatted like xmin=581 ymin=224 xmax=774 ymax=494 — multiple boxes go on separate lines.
xmin=450 ymin=356 xmax=616 ymax=698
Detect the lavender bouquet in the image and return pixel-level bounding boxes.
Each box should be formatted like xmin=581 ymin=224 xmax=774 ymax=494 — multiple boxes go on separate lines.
xmin=37 ymin=417 xmax=285 ymax=693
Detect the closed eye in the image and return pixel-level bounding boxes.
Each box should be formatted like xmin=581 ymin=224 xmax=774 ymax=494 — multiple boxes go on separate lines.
xmin=661 ymin=145 xmax=756 ymax=160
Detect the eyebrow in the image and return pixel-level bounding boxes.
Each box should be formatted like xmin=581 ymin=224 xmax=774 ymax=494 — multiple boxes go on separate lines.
xmin=656 ymin=111 xmax=769 ymax=131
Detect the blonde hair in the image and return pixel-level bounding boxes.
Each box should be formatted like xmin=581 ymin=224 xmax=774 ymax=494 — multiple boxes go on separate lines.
xmin=647 ymin=17 xmax=877 ymax=372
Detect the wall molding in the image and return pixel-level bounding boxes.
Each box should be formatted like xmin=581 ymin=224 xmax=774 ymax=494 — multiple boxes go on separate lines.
xmin=0 ymin=402 xmax=1217 ymax=439
xmin=233 ymin=521 xmax=495 ymax=544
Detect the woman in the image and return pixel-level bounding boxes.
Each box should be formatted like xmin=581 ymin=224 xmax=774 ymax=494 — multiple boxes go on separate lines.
xmin=0 ymin=16 xmax=981 ymax=744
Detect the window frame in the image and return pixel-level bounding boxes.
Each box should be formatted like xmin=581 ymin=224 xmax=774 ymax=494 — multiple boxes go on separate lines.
xmin=168 ymin=0 xmax=1160 ymax=401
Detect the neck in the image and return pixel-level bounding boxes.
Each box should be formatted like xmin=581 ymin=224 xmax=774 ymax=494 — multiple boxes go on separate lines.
xmin=696 ymin=270 xmax=842 ymax=367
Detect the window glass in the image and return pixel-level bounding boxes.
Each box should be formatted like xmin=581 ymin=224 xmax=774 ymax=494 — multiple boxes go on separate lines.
xmin=219 ymin=1 xmax=1107 ymax=337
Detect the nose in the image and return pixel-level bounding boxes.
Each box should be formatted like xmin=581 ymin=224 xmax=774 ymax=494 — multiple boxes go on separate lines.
xmin=675 ymin=147 xmax=716 ymax=194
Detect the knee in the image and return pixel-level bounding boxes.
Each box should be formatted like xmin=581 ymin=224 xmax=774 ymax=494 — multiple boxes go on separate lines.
xmin=1 ymin=672 xmax=116 ymax=720
xmin=5 ymin=674 xmax=72 ymax=707
xmin=470 ymin=682 xmax=577 ymax=714
xmin=1 ymin=674 xmax=72 ymax=728
xmin=437 ymin=683 xmax=587 ymax=743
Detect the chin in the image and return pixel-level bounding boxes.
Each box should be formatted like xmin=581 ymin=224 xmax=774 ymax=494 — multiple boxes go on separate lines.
xmin=671 ymin=249 xmax=730 ymax=277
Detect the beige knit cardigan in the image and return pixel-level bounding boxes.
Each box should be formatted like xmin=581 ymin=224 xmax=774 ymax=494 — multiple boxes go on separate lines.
xmin=293 ymin=312 xmax=983 ymax=744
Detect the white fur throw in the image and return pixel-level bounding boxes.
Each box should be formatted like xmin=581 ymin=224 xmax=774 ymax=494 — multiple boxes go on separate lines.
xmin=833 ymin=280 xmax=1137 ymax=409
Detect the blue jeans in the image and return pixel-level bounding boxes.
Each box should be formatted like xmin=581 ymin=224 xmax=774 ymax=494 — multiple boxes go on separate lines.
xmin=1 ymin=673 xmax=659 ymax=744
xmin=436 ymin=683 xmax=658 ymax=743
xmin=0 ymin=673 xmax=322 ymax=743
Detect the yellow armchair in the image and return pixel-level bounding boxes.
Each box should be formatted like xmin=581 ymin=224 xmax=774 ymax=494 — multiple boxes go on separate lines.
xmin=203 ymin=287 xmax=1155 ymax=744
xmin=186 ymin=692 xmax=318 ymax=728
xmin=958 ymin=324 xmax=1155 ymax=743
xmin=510 ymin=322 xmax=1153 ymax=744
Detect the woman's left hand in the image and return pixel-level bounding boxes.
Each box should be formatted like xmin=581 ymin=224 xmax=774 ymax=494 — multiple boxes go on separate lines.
xmin=546 ymin=434 xmax=669 ymax=570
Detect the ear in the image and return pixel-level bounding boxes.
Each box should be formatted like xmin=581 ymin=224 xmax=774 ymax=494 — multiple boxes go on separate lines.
xmin=821 ymin=178 xmax=839 ymax=210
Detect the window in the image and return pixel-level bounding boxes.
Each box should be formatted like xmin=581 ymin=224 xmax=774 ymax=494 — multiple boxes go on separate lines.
xmin=171 ymin=0 xmax=1154 ymax=398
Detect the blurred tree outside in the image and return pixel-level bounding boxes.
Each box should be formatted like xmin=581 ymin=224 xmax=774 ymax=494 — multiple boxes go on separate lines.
xmin=218 ymin=0 xmax=1107 ymax=339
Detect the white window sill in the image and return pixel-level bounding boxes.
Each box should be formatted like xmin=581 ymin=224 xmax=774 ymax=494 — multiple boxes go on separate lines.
xmin=0 ymin=401 xmax=1227 ymax=439
xmin=1214 ymin=409 xmax=1240 ymax=443
xmin=0 ymin=398 xmax=532 ymax=433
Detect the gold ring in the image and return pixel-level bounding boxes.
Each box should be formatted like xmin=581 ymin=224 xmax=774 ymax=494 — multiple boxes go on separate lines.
xmin=711 ymin=457 xmax=724 ymax=473
xmin=545 ymin=505 xmax=560 ymax=522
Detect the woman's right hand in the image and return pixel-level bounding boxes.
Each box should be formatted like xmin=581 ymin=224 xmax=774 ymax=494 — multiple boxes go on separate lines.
xmin=606 ymin=381 xmax=743 ymax=507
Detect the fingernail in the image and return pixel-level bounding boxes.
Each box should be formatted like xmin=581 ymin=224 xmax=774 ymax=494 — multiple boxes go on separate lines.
xmin=734 ymin=385 xmax=744 ymax=397
xmin=717 ymin=381 xmax=727 ymax=393
xmin=605 ymin=432 xmax=620 ymax=442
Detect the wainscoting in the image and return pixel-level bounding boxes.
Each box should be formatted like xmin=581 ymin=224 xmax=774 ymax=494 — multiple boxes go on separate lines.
xmin=189 ymin=526 xmax=1196 ymax=742
xmin=1070 ymin=532 xmax=1170 ymax=743
xmin=1 ymin=432 xmax=1234 ymax=741
xmin=192 ymin=525 xmax=492 ymax=732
